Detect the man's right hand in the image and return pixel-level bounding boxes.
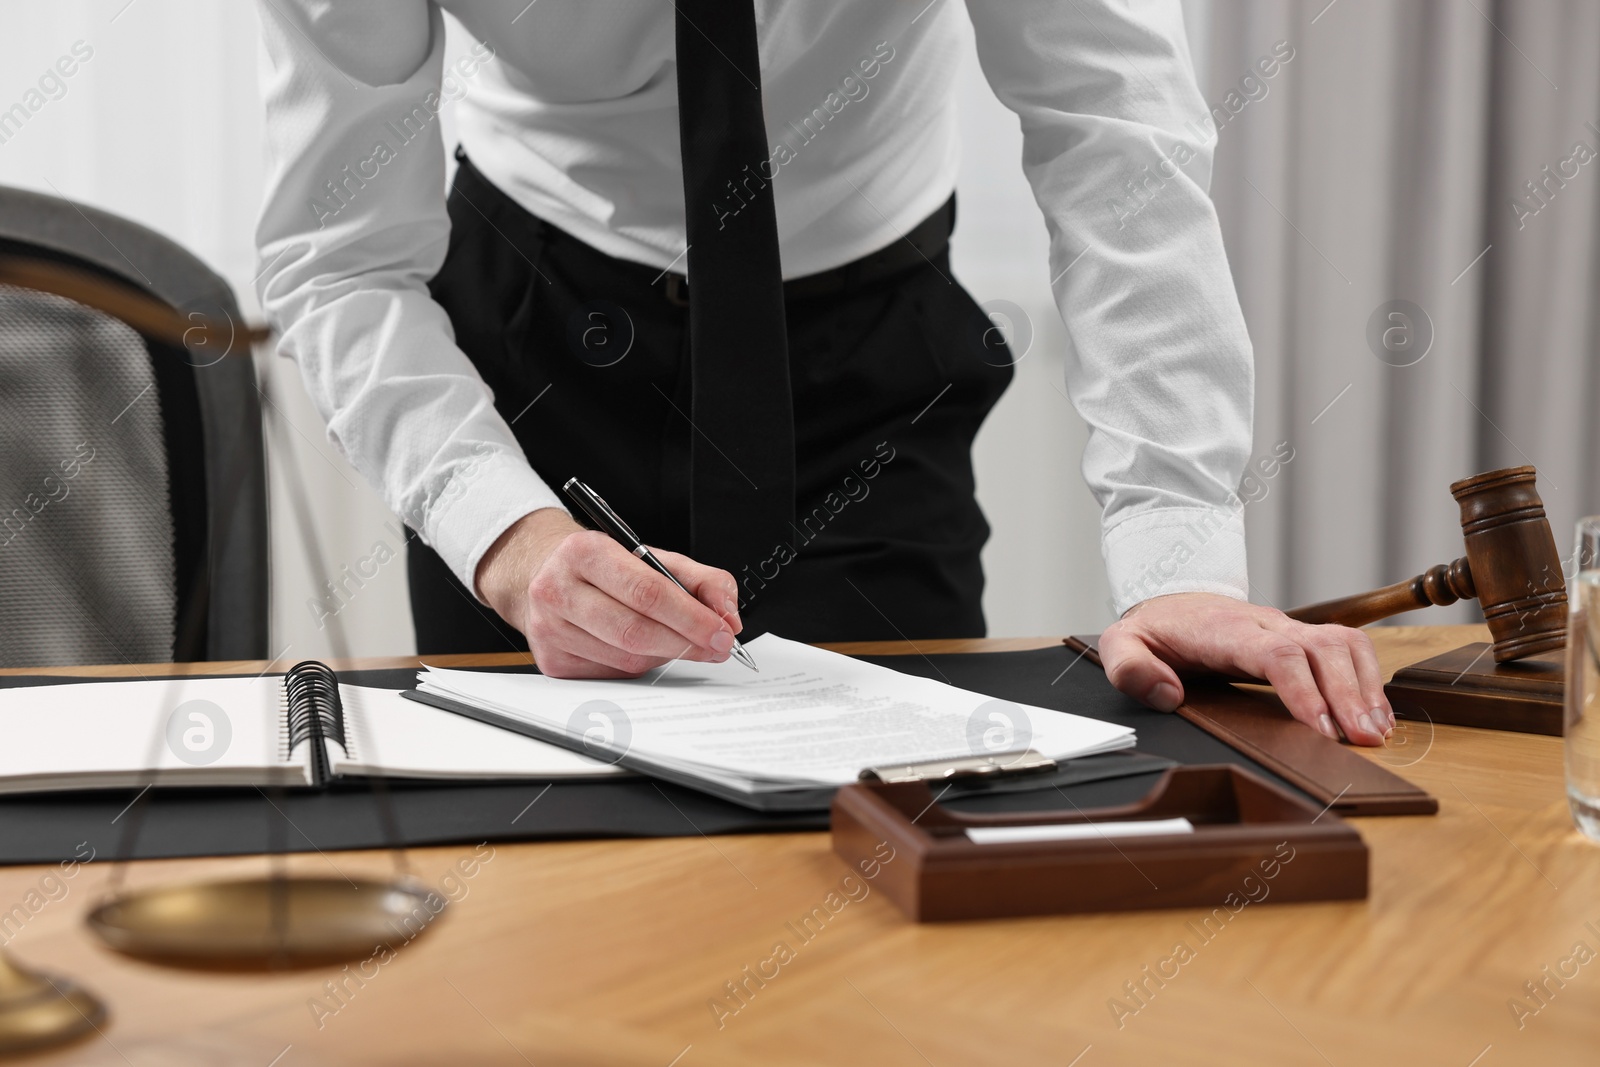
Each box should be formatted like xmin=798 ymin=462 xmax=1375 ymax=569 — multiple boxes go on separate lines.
xmin=475 ymin=508 xmax=743 ymax=679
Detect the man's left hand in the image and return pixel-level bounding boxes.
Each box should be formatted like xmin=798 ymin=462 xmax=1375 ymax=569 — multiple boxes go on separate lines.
xmin=1098 ymin=592 xmax=1394 ymax=746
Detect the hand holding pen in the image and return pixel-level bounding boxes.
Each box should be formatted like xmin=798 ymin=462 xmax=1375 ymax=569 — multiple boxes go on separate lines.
xmin=474 ymin=487 xmax=749 ymax=679
xmin=564 ymin=478 xmax=757 ymax=671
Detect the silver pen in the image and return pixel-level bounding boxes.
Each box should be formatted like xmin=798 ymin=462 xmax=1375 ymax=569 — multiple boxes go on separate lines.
xmin=562 ymin=477 xmax=757 ymax=671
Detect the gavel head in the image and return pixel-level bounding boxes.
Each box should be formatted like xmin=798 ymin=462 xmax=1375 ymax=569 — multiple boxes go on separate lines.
xmin=1451 ymin=467 xmax=1567 ymax=662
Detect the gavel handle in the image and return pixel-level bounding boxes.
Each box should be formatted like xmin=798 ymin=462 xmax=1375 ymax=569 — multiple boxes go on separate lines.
xmin=1285 ymin=557 xmax=1476 ymax=628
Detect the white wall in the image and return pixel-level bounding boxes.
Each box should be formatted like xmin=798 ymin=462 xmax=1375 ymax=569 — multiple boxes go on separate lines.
xmin=0 ymin=1 xmax=1214 ymax=656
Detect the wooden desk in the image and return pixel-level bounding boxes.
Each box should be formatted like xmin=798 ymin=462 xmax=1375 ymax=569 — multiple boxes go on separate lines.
xmin=3 ymin=625 xmax=1594 ymax=1065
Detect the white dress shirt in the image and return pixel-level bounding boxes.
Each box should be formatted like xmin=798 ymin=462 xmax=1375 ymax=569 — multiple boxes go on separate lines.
xmin=254 ymin=0 xmax=1253 ymax=616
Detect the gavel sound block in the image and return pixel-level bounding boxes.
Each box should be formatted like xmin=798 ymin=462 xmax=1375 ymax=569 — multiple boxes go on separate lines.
xmin=1285 ymin=466 xmax=1567 ymax=735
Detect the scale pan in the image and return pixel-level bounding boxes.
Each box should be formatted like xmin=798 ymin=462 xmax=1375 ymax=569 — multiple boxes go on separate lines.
xmin=87 ymin=877 xmax=442 ymax=972
xmin=0 ymin=951 xmax=106 ymax=1054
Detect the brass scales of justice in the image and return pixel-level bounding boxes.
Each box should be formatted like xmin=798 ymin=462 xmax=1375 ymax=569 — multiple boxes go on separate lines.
xmin=0 ymin=677 xmax=448 ymax=1053
xmin=1 ymin=661 xmax=447 ymax=1054
xmin=0 ymin=261 xmax=440 ymax=1055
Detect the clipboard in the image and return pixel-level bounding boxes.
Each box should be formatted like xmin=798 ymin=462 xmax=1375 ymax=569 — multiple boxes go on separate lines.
xmin=832 ymin=763 xmax=1368 ymax=921
xmin=403 ymin=688 xmax=1172 ymax=812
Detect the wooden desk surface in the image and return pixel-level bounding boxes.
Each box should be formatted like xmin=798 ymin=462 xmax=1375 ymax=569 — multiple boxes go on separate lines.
xmin=3 ymin=625 xmax=1594 ymax=1066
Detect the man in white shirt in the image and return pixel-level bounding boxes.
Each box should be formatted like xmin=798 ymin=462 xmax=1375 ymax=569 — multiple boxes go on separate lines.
xmin=255 ymin=0 xmax=1393 ymax=746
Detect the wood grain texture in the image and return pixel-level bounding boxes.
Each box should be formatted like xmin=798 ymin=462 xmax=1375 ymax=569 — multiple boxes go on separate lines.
xmin=1284 ymin=467 xmax=1568 ymax=662
xmin=1063 ymin=633 xmax=1438 ymax=815
xmin=833 ymin=768 xmax=1369 ymax=921
xmin=1386 ymin=642 xmax=1565 ymax=735
xmin=4 ymin=624 xmax=1597 ymax=1065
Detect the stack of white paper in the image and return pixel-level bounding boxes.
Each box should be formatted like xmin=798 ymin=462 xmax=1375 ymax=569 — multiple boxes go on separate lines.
xmin=416 ymin=634 xmax=1135 ymax=800
xmin=333 ymin=685 xmax=623 ymax=781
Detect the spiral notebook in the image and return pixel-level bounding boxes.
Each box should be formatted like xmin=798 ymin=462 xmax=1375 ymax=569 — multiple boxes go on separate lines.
xmin=0 ymin=661 xmax=621 ymax=794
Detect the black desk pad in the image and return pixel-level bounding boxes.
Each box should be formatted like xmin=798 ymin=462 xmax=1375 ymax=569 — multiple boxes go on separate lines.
xmin=0 ymin=648 xmax=1300 ymax=865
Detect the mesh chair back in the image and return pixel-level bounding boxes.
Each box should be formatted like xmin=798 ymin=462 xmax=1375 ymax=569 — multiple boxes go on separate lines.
xmin=0 ymin=187 xmax=267 ymax=666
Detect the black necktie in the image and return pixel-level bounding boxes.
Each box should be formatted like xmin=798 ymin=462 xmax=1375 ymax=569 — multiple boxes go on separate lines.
xmin=674 ymin=0 xmax=795 ymax=596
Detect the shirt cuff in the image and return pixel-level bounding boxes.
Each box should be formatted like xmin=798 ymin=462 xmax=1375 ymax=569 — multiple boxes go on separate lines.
xmin=420 ymin=453 xmax=567 ymax=599
xmin=1103 ymin=506 xmax=1250 ymax=617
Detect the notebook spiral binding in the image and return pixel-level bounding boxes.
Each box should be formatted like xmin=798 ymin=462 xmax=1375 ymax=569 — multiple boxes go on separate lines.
xmin=102 ymin=661 xmax=406 ymax=877
xmin=285 ymin=661 xmax=346 ymax=786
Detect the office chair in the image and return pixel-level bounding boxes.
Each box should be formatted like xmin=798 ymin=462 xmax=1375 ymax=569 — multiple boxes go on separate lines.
xmin=0 ymin=185 xmax=267 ymax=667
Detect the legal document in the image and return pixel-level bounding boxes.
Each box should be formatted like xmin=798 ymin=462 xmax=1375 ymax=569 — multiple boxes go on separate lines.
xmin=416 ymin=634 xmax=1135 ymax=801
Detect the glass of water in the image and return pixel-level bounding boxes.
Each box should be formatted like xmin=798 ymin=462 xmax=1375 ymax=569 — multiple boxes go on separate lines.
xmin=1566 ymin=517 xmax=1600 ymax=841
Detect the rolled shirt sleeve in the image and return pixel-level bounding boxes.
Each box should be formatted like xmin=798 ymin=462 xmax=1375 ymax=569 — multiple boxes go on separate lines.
xmin=963 ymin=0 xmax=1254 ymax=615
xmin=254 ymin=0 xmax=564 ymax=598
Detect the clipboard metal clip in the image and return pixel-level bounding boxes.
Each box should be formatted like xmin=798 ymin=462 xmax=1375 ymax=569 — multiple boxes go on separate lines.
xmin=859 ymin=749 xmax=1057 ymax=785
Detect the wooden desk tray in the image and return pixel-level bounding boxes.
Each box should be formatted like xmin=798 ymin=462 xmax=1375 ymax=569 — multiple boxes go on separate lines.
xmin=832 ymin=764 xmax=1367 ymax=922
xmin=1063 ymin=635 xmax=1438 ymax=815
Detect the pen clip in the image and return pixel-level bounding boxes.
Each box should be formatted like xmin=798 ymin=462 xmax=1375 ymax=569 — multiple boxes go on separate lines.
xmin=563 ymin=477 xmax=643 ymax=545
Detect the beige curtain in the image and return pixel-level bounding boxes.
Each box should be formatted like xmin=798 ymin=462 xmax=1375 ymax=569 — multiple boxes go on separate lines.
xmin=1200 ymin=0 xmax=1600 ymax=619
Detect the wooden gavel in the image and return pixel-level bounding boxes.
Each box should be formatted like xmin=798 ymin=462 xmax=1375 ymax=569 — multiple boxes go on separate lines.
xmin=1286 ymin=466 xmax=1566 ymax=662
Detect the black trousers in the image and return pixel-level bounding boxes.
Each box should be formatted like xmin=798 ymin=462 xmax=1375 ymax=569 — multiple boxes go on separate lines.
xmin=408 ymin=158 xmax=1014 ymax=652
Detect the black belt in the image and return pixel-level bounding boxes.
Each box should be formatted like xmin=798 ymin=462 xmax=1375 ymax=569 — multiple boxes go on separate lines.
xmin=662 ymin=194 xmax=956 ymax=307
